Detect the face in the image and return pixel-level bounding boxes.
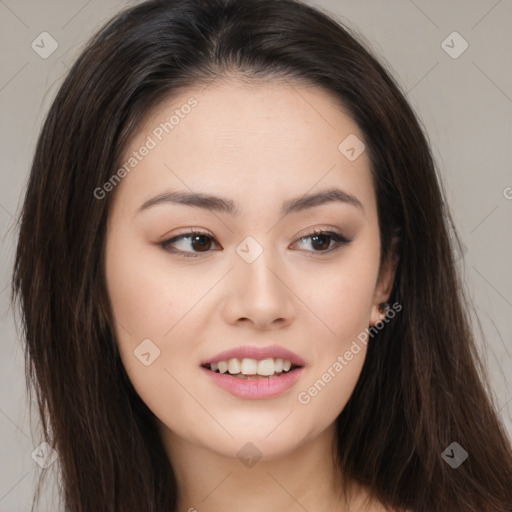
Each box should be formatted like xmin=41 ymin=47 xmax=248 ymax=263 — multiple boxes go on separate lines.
xmin=104 ymin=79 xmax=395 ymax=461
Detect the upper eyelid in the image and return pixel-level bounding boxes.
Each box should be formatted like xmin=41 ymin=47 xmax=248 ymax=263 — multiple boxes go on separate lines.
xmin=165 ymin=228 xmax=345 ymax=243
xmin=161 ymin=229 xmax=350 ymax=254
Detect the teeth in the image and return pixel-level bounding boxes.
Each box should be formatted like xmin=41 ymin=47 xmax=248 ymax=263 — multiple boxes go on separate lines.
xmin=228 ymin=358 xmax=241 ymax=374
xmin=241 ymin=358 xmax=257 ymax=375
xmin=257 ymin=358 xmax=275 ymax=376
xmin=208 ymin=357 xmax=296 ymax=376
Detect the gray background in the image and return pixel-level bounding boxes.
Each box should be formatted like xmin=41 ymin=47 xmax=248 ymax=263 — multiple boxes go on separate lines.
xmin=1 ymin=0 xmax=511 ymax=510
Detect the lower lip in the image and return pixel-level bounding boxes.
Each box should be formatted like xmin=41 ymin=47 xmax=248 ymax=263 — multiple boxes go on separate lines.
xmin=200 ymin=366 xmax=304 ymax=399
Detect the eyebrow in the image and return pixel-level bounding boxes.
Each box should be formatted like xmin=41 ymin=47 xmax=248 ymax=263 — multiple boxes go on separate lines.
xmin=135 ymin=187 xmax=364 ymax=217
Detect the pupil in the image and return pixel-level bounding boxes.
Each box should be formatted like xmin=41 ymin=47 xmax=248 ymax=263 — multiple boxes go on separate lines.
xmin=192 ymin=235 xmax=211 ymax=251
xmin=312 ymin=234 xmax=329 ymax=250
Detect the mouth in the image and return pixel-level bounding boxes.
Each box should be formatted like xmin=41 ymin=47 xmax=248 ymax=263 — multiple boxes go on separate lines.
xmin=199 ymin=347 xmax=306 ymax=399
xmin=201 ymin=357 xmax=303 ymax=380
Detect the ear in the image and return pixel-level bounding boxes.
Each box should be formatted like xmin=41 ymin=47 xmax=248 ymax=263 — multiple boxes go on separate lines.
xmin=369 ymin=237 xmax=400 ymax=326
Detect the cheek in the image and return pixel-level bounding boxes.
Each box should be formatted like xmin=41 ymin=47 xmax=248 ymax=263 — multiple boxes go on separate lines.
xmin=103 ymin=236 xmax=208 ymax=423
xmin=298 ymin=345 xmax=367 ymax=420
xmin=293 ymin=240 xmax=379 ymax=410
xmin=301 ymin=250 xmax=379 ymax=348
xmin=104 ymin=232 xmax=181 ymax=341
xmin=295 ymin=289 xmax=370 ymax=427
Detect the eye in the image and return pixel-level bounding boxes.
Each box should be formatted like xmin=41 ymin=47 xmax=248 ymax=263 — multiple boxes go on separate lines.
xmin=158 ymin=228 xmax=352 ymax=258
xmin=159 ymin=229 xmax=219 ymax=257
xmin=292 ymin=229 xmax=352 ymax=254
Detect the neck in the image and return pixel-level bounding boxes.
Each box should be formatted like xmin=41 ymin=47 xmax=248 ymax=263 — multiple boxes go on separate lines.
xmin=158 ymin=421 xmax=369 ymax=512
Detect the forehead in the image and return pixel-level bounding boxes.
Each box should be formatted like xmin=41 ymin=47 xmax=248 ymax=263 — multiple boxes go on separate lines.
xmin=111 ymin=79 xmax=375 ymax=219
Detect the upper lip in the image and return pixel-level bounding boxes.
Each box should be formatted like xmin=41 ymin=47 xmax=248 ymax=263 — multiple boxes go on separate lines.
xmin=201 ymin=345 xmax=306 ymax=367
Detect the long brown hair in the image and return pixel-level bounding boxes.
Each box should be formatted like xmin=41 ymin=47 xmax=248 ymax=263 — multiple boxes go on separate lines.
xmin=11 ymin=0 xmax=512 ymax=510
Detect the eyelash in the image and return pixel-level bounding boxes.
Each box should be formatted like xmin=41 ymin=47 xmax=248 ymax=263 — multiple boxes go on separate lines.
xmin=158 ymin=228 xmax=352 ymax=258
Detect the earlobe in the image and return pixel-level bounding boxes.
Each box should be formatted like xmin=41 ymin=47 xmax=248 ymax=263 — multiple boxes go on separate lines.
xmin=370 ymin=301 xmax=390 ymax=326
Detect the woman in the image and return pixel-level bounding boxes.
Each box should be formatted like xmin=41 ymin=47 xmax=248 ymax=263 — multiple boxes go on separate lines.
xmin=11 ymin=0 xmax=512 ymax=510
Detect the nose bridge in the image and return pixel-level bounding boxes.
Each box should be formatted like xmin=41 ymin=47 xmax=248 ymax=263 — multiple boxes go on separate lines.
xmin=225 ymin=234 xmax=294 ymax=326
xmin=236 ymin=238 xmax=283 ymax=300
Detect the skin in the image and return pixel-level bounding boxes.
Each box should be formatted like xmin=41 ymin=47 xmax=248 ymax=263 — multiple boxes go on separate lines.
xmin=104 ymin=78 xmax=398 ymax=512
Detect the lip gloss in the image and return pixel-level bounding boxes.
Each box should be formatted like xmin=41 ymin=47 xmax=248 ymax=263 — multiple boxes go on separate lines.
xmin=201 ymin=366 xmax=304 ymax=399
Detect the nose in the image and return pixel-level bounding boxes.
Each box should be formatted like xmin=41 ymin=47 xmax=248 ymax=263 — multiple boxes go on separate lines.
xmin=221 ymin=249 xmax=296 ymax=330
